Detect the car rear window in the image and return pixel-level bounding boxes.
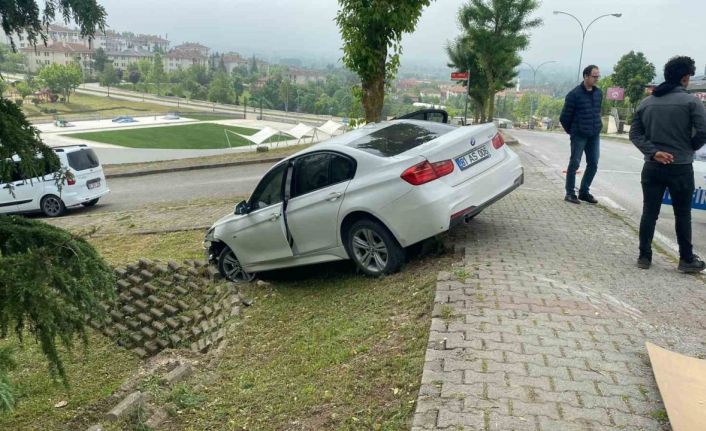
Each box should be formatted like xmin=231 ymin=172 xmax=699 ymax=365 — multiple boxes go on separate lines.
xmin=66 ymin=148 xmax=100 ymax=171
xmin=347 ymin=122 xmax=454 ymax=157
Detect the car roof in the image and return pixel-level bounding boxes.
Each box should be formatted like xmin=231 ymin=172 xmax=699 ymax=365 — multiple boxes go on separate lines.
xmin=52 ymin=144 xmax=92 ymax=153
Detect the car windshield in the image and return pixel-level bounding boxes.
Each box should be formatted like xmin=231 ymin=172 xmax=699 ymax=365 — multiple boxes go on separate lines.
xmin=347 ymin=122 xmax=454 ymax=157
xmin=67 ymin=148 xmax=100 ymax=171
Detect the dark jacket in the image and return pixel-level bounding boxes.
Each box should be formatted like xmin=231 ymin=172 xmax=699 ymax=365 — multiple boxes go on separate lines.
xmin=560 ymin=83 xmax=603 ymax=137
xmin=630 ymin=85 xmax=706 ymax=164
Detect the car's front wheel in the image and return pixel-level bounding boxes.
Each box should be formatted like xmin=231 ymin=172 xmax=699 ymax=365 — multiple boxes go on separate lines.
xmin=40 ymin=194 xmax=65 ymax=217
xmin=217 ymin=247 xmax=255 ymax=282
xmin=81 ymin=198 xmax=99 ymax=207
xmin=347 ymin=219 xmax=405 ymax=276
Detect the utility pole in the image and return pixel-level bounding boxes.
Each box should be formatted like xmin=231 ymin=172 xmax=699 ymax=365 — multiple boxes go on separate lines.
xmin=463 ymin=64 xmax=471 ymax=125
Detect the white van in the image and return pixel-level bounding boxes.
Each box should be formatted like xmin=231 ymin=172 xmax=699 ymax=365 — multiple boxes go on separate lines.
xmin=0 ymin=145 xmax=110 ymax=217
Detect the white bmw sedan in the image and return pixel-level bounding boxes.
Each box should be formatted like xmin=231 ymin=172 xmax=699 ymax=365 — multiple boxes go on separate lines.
xmin=204 ymin=119 xmax=524 ymax=280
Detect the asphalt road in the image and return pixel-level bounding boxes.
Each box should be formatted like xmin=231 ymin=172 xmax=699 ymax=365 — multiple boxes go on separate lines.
xmin=90 ymin=162 xmax=274 ymax=213
xmin=510 ymin=129 xmax=706 ymax=256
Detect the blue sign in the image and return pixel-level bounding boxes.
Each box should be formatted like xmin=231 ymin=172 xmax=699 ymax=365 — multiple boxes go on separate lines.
xmin=662 ymin=187 xmax=706 ymax=210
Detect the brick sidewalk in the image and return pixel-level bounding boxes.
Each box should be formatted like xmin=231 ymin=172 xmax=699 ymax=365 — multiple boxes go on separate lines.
xmin=413 ymin=148 xmax=706 ymax=430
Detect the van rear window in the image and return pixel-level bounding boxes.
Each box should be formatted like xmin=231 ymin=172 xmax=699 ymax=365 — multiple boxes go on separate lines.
xmin=67 ymin=149 xmax=100 ymax=171
xmin=347 ymin=122 xmax=454 ymax=157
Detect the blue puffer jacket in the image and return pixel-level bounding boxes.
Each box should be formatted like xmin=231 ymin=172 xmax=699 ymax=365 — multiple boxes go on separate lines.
xmin=560 ymin=83 xmax=603 ymax=137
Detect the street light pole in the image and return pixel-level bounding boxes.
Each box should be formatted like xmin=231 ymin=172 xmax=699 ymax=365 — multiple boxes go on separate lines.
xmin=553 ymin=11 xmax=622 ymax=82
xmin=522 ymin=61 xmax=556 ymax=128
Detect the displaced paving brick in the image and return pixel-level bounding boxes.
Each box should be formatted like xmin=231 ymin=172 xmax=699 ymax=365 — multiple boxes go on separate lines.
xmin=126 ymin=264 xmax=139 ymax=274
xmin=152 ymin=321 xmax=166 ymax=332
xmin=202 ymin=305 xmax=213 ymax=317
xmin=146 ymin=295 xmax=162 ymax=306
xmin=114 ymin=268 xmax=128 ymax=278
xmin=174 ymin=286 xmax=188 ymax=296
xmin=121 ymin=304 xmax=136 ymax=315
xmin=144 ymin=407 xmax=168 ymax=429
xmin=134 ymin=300 xmax=149 ymax=311
xmin=158 ymin=279 xmax=173 ymax=288
xmin=178 ymin=315 xmax=193 ymax=326
xmin=144 ymin=341 xmax=159 ymax=355
xmin=156 ymin=338 xmax=170 ymax=349
xmin=167 ymin=261 xmax=180 ymax=271
xmin=109 ymin=310 xmax=124 ymax=322
xmin=127 ymin=275 xmax=142 ymax=285
xmin=125 ymin=319 xmax=141 ymax=330
xmin=106 ymin=391 xmax=143 ymax=421
xmin=162 ymin=363 xmax=193 ymax=386
xmin=139 ymin=269 xmax=154 ymax=280
xmin=116 ymin=279 xmax=131 ymax=290
xmin=173 ymin=274 xmax=188 ymax=282
xmin=138 ymin=258 xmax=153 ymax=268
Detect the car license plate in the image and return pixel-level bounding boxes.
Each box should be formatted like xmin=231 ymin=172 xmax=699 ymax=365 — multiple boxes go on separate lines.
xmin=455 ymin=144 xmax=490 ymax=170
xmin=88 ymin=179 xmax=100 ymax=189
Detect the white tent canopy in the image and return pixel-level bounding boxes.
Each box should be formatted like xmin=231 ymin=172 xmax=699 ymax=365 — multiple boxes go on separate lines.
xmin=286 ymin=123 xmax=317 ymax=144
xmin=316 ymin=120 xmax=346 ymax=137
xmin=230 ymin=126 xmax=294 ymax=148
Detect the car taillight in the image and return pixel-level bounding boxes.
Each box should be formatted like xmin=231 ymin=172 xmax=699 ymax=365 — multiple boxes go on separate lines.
xmin=492 ymin=133 xmax=505 ymax=149
xmin=401 ymin=159 xmax=455 ymax=185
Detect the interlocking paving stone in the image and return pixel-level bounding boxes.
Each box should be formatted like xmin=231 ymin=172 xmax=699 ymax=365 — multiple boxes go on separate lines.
xmin=414 ymin=149 xmax=706 ymax=430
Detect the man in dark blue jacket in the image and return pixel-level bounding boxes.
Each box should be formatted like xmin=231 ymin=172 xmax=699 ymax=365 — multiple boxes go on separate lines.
xmin=560 ymin=65 xmax=603 ymax=204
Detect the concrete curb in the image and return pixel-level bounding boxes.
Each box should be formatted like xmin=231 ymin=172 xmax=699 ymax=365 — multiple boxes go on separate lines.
xmin=104 ymin=156 xmax=285 ymax=179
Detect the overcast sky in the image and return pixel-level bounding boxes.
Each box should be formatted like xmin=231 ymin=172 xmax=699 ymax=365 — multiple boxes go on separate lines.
xmin=97 ymin=0 xmax=705 ymax=79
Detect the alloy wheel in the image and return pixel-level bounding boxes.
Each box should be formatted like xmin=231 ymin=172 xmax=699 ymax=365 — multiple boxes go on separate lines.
xmin=351 ymin=228 xmax=389 ymax=274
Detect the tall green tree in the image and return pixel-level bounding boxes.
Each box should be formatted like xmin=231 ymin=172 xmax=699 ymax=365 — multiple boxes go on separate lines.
xmin=0 ymin=0 xmax=113 ymax=412
xmin=149 ymin=53 xmax=166 ymax=95
xmin=207 ymin=72 xmax=234 ymax=104
xmin=99 ymin=62 xmax=118 ymax=96
xmin=232 ymin=74 xmax=244 ymax=105
xmin=336 ymin=0 xmax=433 ymax=122
xmin=93 ymin=47 xmax=109 ymax=72
xmin=446 ymin=38 xmax=489 ymax=123
xmin=38 ymin=63 xmax=83 ymax=102
xmin=455 ymin=0 xmax=541 ymax=121
xmin=612 ymin=51 xmax=655 ymax=112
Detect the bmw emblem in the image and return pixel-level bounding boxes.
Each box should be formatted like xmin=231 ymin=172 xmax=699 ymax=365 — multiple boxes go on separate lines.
xmin=469 ymin=137 xmax=476 ymax=146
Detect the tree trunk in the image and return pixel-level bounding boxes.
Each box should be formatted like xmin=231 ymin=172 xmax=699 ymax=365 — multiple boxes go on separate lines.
xmin=485 ymin=93 xmax=495 ymax=123
xmin=361 ymin=74 xmax=385 ymax=123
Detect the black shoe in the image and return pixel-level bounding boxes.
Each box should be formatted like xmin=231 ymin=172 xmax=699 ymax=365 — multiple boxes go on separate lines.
xmin=678 ymin=255 xmax=706 ymax=273
xmin=578 ymin=193 xmax=598 ymax=204
xmin=564 ymin=194 xmax=580 ymax=204
xmin=637 ymin=256 xmax=651 ymax=269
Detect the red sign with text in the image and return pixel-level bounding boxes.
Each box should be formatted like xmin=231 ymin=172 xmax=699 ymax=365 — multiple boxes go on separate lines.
xmin=606 ymin=87 xmax=625 ymax=101
xmin=451 ymin=72 xmax=469 ymax=81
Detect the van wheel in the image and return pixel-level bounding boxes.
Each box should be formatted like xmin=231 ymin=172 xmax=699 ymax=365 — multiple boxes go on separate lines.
xmin=40 ymin=195 xmax=65 ymax=217
xmin=347 ymin=219 xmax=405 ymax=276
xmin=217 ymin=247 xmax=255 ymax=282
xmin=81 ymin=198 xmax=99 ymax=207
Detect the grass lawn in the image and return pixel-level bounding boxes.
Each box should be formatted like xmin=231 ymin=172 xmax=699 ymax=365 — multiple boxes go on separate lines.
xmin=67 ymin=123 xmax=275 ymax=149
xmin=179 ymin=113 xmax=243 ymax=122
xmin=1 ymin=210 xmax=452 ymax=429
xmin=21 ymin=93 xmax=175 ymax=118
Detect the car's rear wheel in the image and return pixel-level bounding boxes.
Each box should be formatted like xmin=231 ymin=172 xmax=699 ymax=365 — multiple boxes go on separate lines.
xmin=347 ymin=219 xmax=405 ymax=276
xmin=40 ymin=194 xmax=65 ymax=217
xmin=217 ymin=247 xmax=254 ymax=282
xmin=81 ymin=198 xmax=99 ymax=207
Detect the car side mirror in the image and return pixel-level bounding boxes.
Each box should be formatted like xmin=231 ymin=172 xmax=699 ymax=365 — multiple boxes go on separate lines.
xmin=234 ymin=200 xmax=249 ymax=215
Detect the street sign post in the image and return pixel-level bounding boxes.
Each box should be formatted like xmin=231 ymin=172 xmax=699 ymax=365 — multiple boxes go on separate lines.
xmin=452 ymin=71 xmax=471 ymax=125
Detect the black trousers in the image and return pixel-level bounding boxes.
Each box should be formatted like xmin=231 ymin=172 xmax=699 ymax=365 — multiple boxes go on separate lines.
xmin=639 ymin=162 xmax=695 ymax=260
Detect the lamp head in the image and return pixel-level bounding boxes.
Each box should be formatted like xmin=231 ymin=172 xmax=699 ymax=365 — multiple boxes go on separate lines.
xmin=612 ymin=13 xmax=622 ymax=17
xmin=553 ymin=10 xmax=560 ymax=14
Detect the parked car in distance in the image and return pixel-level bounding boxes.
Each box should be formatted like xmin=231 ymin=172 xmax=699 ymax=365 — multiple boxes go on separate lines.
xmin=204 ymin=117 xmax=524 ymax=281
xmin=0 ymin=145 xmax=110 ymax=217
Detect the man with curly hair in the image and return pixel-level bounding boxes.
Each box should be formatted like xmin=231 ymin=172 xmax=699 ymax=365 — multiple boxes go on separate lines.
xmin=630 ymin=55 xmax=706 ymax=272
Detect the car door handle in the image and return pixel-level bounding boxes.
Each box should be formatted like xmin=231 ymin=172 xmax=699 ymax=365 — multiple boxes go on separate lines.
xmin=269 ymin=212 xmax=281 ymax=221
xmin=326 ymin=192 xmax=342 ymax=202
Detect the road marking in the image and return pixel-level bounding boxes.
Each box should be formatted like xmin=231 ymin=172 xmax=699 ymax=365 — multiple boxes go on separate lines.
xmin=598 ymin=170 xmax=640 ymax=174
xmin=600 ymin=197 xmax=626 ymax=211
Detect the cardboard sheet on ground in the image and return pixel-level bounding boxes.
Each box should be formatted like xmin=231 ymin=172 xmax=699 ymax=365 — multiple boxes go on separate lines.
xmin=646 ymin=342 xmax=706 ymax=431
